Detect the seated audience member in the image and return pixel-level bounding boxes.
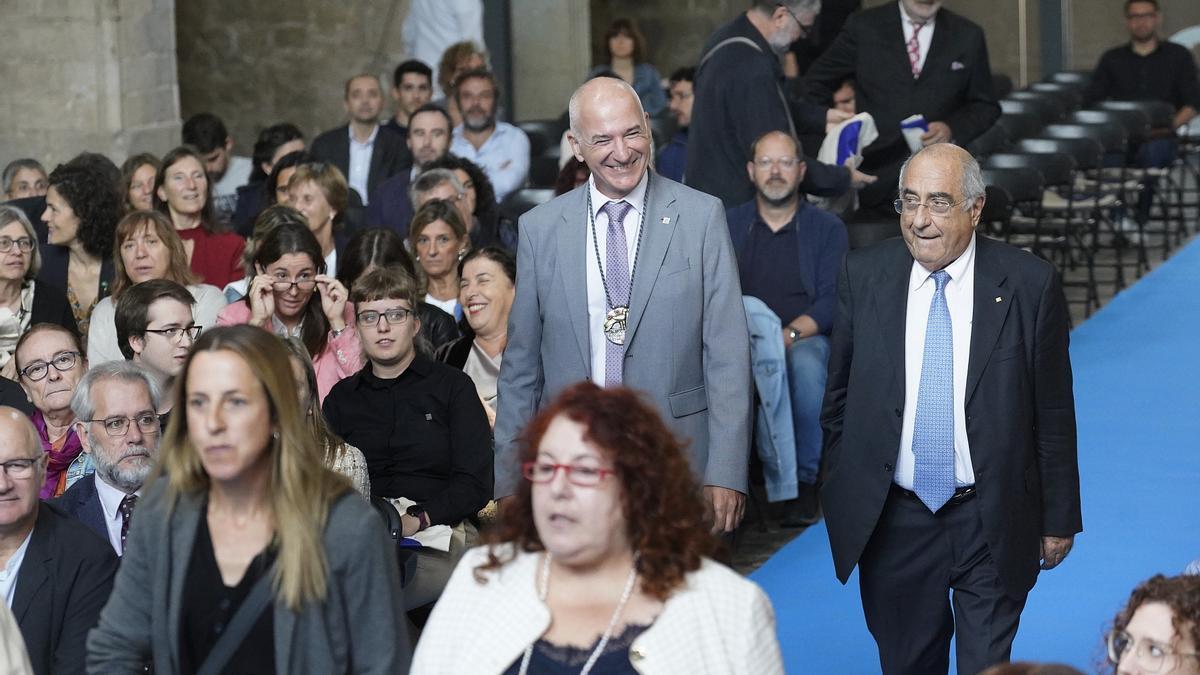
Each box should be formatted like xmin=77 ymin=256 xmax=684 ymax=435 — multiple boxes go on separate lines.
xmin=113 ymin=280 xmax=200 ymax=393
xmin=727 ymin=131 xmax=847 ymax=524
xmin=87 ymin=210 xmax=225 ymax=365
xmin=449 ymin=68 xmax=530 ymax=203
xmin=287 ymin=161 xmax=351 ymax=274
xmin=589 ymin=18 xmax=668 ymax=118
xmin=0 ymin=408 xmax=118 ymax=675
xmin=223 ymin=204 xmax=309 ymax=303
xmin=40 ymin=164 xmax=119 ymax=340
xmin=310 ymin=73 xmax=410 ymax=207
xmin=385 ymin=59 xmax=435 ymax=140
xmin=323 ymin=267 xmax=491 ymax=611
xmin=436 ymin=41 xmax=489 ymax=127
xmin=14 ymin=324 xmax=90 ymax=498
xmin=182 ymin=113 xmax=253 ymax=228
xmin=437 ymin=246 xmax=515 ymax=426
xmin=118 ymin=154 xmax=161 ymax=213
xmin=0 ymin=601 xmax=32 ymax=674
xmin=658 ymin=66 xmax=696 ymax=182
xmin=1085 ymin=0 xmax=1200 ymax=227
xmin=231 ymin=122 xmax=305 ymax=236
xmin=554 ymin=156 xmax=591 ymax=196
xmin=409 ymin=199 xmax=470 ymax=319
xmin=425 ymin=154 xmax=516 ymax=251
xmin=336 ymin=227 xmax=460 ymax=352
xmin=86 ymin=325 xmax=409 ymax=674
xmin=833 ymin=78 xmax=858 ymax=114
xmin=412 ymin=382 xmax=783 ymax=673
xmin=154 ymin=146 xmax=247 ymax=289
xmin=367 ymin=103 xmax=454 ymax=237
xmin=281 ymin=338 xmax=370 ymax=497
xmin=217 ymin=221 xmax=361 ymax=402
xmin=265 ymin=149 xmax=315 ymax=210
xmin=2 ymin=159 xmax=48 ymax=201
xmin=0 ymin=206 xmax=75 ymax=379
xmin=55 ymin=361 xmax=163 ymax=556
xmin=1106 ymin=574 xmax=1200 ymax=674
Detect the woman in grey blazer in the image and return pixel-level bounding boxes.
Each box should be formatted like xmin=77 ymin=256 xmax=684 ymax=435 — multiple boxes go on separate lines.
xmin=87 ymin=325 xmax=409 ymax=674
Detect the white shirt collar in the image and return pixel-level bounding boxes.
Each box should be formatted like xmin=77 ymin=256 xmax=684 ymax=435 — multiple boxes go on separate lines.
xmin=94 ymin=473 xmax=139 ymax=523
xmin=348 ymin=124 xmax=380 ymax=147
xmin=909 ymin=232 xmax=976 ymax=292
xmin=898 ymin=1 xmax=937 ymax=27
xmin=587 ymin=170 xmax=649 ymax=221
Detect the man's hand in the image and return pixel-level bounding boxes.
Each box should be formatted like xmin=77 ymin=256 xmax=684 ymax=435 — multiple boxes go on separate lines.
xmin=849 ymin=166 xmax=877 ymax=189
xmin=703 ymin=486 xmax=746 ymax=534
xmin=921 ymin=121 xmax=953 ymax=145
xmin=1040 ymin=535 xmax=1074 ymax=570
xmin=825 ymin=108 xmax=854 ymax=133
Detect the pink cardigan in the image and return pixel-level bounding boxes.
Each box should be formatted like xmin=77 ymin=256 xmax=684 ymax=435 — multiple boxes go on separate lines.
xmin=216 ymin=302 xmax=363 ymax=402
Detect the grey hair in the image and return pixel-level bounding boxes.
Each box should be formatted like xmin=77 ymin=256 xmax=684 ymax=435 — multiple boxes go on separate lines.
xmin=567 ymin=77 xmax=647 ymax=140
xmin=70 ymin=360 xmax=164 ymax=423
xmin=2 ymin=158 xmax=46 ymax=195
xmin=0 ymin=205 xmax=42 ymax=279
xmin=409 ymin=168 xmax=465 ymax=207
xmin=755 ymin=0 xmax=822 ymax=15
xmin=897 ymin=146 xmax=987 ymax=210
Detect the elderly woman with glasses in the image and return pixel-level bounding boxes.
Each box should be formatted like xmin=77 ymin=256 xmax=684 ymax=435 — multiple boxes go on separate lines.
xmin=0 ymin=206 xmax=77 ymax=380
xmin=13 ymin=323 xmax=91 ymax=498
xmin=1107 ymin=575 xmax=1200 ymax=675
xmin=412 ymin=382 xmax=784 ymax=674
xmin=217 ymin=221 xmax=360 ymax=403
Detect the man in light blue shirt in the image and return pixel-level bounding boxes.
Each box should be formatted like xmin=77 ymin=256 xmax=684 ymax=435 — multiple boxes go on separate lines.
xmin=450 ymin=69 xmax=530 ymax=203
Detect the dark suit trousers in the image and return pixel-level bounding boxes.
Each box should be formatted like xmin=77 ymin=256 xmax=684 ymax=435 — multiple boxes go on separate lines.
xmin=858 ymin=487 xmax=1028 ymax=675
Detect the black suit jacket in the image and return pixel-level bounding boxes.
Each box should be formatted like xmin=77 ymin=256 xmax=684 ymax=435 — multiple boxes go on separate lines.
xmin=13 ymin=502 xmax=119 ymax=675
xmin=820 ymin=236 xmax=1081 ymax=599
xmin=805 ymin=4 xmax=1000 ymax=167
xmin=50 ymin=474 xmax=109 ymax=549
xmin=309 ymin=124 xmax=411 ymax=204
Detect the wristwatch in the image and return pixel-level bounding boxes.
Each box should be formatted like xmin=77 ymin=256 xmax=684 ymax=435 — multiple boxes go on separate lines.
xmin=787 ymin=326 xmax=801 ymax=342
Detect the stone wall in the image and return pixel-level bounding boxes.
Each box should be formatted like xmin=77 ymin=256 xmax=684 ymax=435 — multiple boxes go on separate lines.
xmin=0 ymin=0 xmax=180 ymax=169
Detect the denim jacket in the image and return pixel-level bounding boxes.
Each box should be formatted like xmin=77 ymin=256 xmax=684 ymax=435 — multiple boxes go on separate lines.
xmin=743 ymin=296 xmax=798 ymax=502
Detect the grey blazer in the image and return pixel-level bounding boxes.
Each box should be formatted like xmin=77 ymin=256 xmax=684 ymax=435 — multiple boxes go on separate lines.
xmin=494 ymin=173 xmax=752 ymax=497
xmin=86 ymin=481 xmax=410 ymax=674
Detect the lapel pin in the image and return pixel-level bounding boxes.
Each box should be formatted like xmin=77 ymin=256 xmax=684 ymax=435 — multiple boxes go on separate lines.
xmin=995 ymin=296 xmax=1003 ymax=303
xmin=661 ymin=216 xmax=670 ymax=224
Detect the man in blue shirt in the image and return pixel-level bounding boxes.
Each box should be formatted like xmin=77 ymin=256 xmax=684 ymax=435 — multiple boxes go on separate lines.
xmin=727 ymin=130 xmax=848 ymax=526
xmin=657 ymin=67 xmax=695 ymax=183
xmin=449 ymin=69 xmax=530 ymax=203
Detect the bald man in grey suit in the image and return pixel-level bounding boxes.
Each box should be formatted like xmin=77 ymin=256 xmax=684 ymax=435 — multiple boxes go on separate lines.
xmin=494 ymin=78 xmax=752 ymax=532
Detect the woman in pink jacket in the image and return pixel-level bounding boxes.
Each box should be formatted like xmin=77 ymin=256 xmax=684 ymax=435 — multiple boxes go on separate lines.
xmin=217 ymin=212 xmax=360 ymax=402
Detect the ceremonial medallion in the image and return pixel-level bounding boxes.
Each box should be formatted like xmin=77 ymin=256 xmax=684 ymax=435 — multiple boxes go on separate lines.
xmin=603 ymin=306 xmax=628 ymax=345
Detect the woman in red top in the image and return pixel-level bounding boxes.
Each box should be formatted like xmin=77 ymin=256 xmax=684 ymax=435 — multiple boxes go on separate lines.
xmin=154 ymin=146 xmax=246 ymax=289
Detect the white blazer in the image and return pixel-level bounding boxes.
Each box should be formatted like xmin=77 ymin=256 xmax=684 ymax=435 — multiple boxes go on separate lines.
xmin=411 ymin=546 xmax=784 ymax=675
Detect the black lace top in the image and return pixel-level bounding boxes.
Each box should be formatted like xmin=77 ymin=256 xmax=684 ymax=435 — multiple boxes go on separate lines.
xmin=501 ymin=623 xmax=651 ymax=674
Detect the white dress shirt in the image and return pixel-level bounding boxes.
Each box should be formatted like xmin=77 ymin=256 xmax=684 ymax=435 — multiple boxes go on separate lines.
xmin=899 ymin=1 xmax=937 ymax=74
xmin=895 ymin=233 xmax=976 ymax=489
xmin=348 ymin=125 xmax=379 ymax=206
xmin=585 ymin=172 xmax=648 ymax=386
xmin=0 ymin=529 xmax=33 ymax=608
xmin=94 ymin=474 xmax=140 ymax=556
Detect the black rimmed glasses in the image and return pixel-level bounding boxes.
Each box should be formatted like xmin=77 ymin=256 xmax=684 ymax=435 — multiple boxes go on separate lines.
xmin=84 ymin=412 xmax=162 ymax=438
xmin=0 ymin=455 xmax=43 ymax=479
xmin=272 ymin=275 xmax=318 ymax=292
xmin=0 ymin=237 xmax=34 ymax=253
xmin=19 ymin=351 xmax=80 ymax=381
xmin=894 ymin=196 xmax=970 ymax=217
xmin=143 ymin=325 xmax=202 ymax=342
xmin=356 ymin=307 xmax=413 ymax=327
xmin=1107 ymin=629 xmax=1200 ymax=672
xmin=522 ymin=461 xmax=616 ymax=487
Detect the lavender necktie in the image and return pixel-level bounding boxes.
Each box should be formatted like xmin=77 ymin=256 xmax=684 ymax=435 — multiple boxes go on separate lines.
xmin=602 ymin=199 xmax=633 ymax=386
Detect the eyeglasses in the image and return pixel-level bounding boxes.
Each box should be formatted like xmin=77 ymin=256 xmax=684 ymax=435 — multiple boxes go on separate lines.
xmin=894 ymin=196 xmax=970 ymax=217
xmin=1107 ymin=629 xmax=1200 ymax=672
xmin=356 ymin=307 xmax=413 ymax=327
xmin=0 ymin=456 xmax=43 ymax=479
xmin=19 ymin=351 xmax=80 ymax=381
xmin=84 ymin=412 xmax=162 ymax=438
xmin=778 ymin=3 xmax=812 ymax=38
xmin=272 ymin=275 xmax=317 ymax=292
xmin=144 ymin=325 xmax=202 ymax=342
xmin=522 ymin=461 xmax=616 ymax=487
xmin=754 ymin=156 xmax=802 ymax=169
xmin=0 ymin=237 xmax=34 ymax=253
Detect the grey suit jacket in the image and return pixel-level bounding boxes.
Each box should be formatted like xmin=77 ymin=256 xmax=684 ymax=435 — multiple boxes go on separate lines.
xmin=494 ymin=173 xmax=752 ymax=497
xmin=86 ymin=481 xmax=410 ymax=674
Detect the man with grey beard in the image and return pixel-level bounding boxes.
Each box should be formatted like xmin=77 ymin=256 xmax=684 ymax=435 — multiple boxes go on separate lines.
xmin=449 ymin=68 xmax=530 ymax=202
xmin=725 ymin=130 xmax=848 ymax=528
xmin=53 ymin=362 xmax=163 ymax=557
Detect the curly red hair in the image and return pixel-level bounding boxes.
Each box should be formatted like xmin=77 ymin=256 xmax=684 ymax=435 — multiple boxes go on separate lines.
xmin=477 ymin=382 xmax=718 ymax=600
xmin=1108 ymin=574 xmax=1200 ymax=673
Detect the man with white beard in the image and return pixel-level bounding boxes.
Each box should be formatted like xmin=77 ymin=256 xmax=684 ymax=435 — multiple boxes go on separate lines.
xmin=53 ymin=362 xmax=163 ymax=557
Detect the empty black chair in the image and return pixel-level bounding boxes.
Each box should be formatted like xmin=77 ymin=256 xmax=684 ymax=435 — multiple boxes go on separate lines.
xmin=499 ymin=187 xmax=556 ymax=222
xmin=966 ymin=123 xmax=1010 ymax=159
xmin=1070 ymin=109 xmax=1150 ymax=147
xmin=979 ymin=184 xmax=1013 ymax=237
xmin=1098 ymin=100 xmax=1175 ymax=130
xmin=1001 ymin=98 xmax=1062 ymax=125
xmin=1029 ymin=82 xmax=1085 ymax=111
xmin=517 ymin=119 xmax=565 ymax=158
xmin=996 ymin=112 xmax=1044 ymax=143
xmin=1008 ymin=91 xmax=1069 ymax=121
xmin=1046 ymin=70 xmax=1093 ymax=88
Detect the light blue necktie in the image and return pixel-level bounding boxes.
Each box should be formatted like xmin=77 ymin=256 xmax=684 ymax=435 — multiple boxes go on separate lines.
xmin=912 ymin=269 xmax=955 ymax=512
xmin=602 ymin=200 xmax=632 ymax=386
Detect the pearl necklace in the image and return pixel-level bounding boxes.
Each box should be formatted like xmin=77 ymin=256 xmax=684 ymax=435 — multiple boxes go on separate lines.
xmin=518 ymin=553 xmax=640 ymax=675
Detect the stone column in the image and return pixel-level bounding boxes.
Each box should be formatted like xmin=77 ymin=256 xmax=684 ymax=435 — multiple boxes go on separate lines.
xmin=510 ymin=0 xmax=591 ymax=121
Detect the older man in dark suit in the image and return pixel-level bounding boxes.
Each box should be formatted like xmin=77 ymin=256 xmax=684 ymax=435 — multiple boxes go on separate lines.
xmin=0 ymin=408 xmax=117 ymax=675
xmin=805 ymin=0 xmax=1001 ymax=211
xmin=820 ymin=144 xmax=1081 ymax=674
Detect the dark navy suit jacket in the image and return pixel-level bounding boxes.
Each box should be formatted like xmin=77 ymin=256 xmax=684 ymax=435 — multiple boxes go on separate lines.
xmin=51 ymin=474 xmax=108 ymax=547
xmin=366 ymin=170 xmax=414 ymax=237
